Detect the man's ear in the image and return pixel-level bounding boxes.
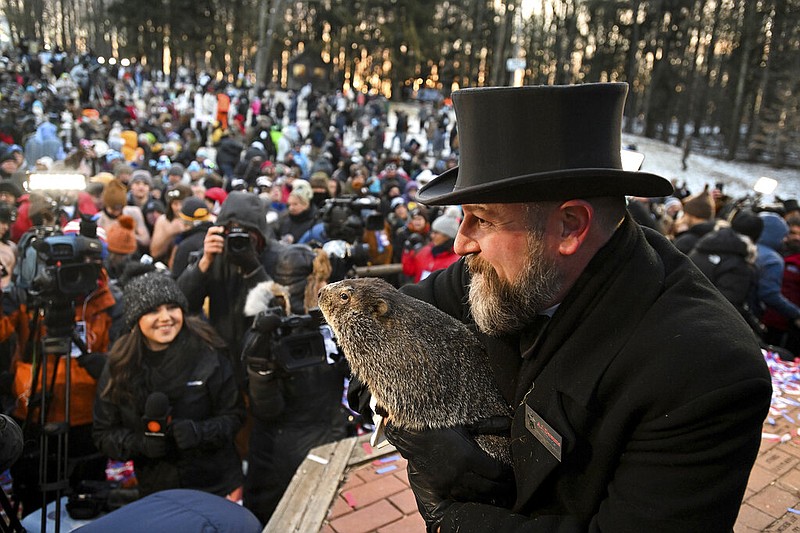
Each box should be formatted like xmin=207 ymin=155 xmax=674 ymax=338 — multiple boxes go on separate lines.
xmin=557 ymin=200 xmax=593 ymax=256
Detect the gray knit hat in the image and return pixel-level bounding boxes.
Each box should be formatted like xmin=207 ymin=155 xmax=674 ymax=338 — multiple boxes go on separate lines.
xmin=123 ymin=271 xmax=189 ymax=329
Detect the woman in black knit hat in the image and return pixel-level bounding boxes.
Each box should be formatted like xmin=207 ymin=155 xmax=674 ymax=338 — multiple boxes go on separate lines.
xmin=92 ymin=271 xmax=245 ymax=500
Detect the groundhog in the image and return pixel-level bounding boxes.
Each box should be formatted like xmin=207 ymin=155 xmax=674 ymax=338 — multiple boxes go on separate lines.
xmin=318 ymin=277 xmax=511 ymax=464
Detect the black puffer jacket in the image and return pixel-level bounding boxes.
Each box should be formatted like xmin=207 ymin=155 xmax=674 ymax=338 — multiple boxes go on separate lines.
xmin=93 ymin=330 xmax=245 ymax=497
xmin=672 ymin=220 xmax=716 ymax=254
xmin=688 ymin=223 xmax=757 ymax=309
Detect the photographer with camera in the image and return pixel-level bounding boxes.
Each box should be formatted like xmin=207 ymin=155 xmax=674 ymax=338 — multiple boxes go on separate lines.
xmin=176 ymin=190 xmax=286 ymax=386
xmin=241 ymin=244 xmax=348 ymax=524
xmin=93 ymin=271 xmax=244 ymax=499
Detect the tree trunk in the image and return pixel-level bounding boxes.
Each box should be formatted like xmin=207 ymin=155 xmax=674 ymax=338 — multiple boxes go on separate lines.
xmin=726 ymin=1 xmax=756 ymax=159
xmin=623 ymin=0 xmax=642 ymax=131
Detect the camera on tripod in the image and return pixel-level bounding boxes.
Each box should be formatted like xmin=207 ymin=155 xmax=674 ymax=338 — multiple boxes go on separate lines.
xmin=245 ymin=306 xmax=328 ymax=374
xmin=31 ymin=231 xmax=104 ymax=299
xmin=319 ymin=195 xmax=384 ymax=268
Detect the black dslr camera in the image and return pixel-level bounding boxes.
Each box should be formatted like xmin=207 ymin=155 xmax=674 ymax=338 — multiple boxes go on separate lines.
xmin=224 ymin=226 xmax=253 ymax=256
xmin=244 ymin=306 xmax=328 ymax=373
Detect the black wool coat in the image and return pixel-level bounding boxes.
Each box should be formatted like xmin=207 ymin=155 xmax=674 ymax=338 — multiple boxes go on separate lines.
xmin=402 ymin=216 xmax=771 ymax=532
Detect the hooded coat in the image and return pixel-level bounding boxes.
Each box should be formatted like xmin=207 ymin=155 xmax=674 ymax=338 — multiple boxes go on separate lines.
xmin=688 ymin=222 xmax=757 ymax=309
xmin=176 ymin=192 xmax=285 ymax=384
xmin=402 ymin=216 xmax=770 ymax=532
xmin=755 ymin=213 xmax=800 ymax=321
xmin=23 ymin=121 xmax=65 ymax=166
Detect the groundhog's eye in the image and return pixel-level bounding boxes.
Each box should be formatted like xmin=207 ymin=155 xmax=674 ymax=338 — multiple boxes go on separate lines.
xmin=339 ymin=292 xmax=350 ymax=302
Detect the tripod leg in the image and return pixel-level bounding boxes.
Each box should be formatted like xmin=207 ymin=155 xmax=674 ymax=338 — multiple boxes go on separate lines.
xmin=0 ymin=486 xmax=25 ymax=533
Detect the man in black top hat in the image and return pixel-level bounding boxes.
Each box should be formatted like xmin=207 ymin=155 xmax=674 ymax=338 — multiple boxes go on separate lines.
xmin=379 ymin=83 xmax=771 ymax=532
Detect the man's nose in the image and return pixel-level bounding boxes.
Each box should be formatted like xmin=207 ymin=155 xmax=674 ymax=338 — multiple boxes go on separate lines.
xmin=454 ymin=228 xmax=479 ymax=256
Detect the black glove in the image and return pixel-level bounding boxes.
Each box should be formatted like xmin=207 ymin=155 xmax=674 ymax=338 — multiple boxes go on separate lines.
xmin=346 ymin=375 xmax=376 ymax=422
xmin=140 ymin=435 xmax=168 ymax=459
xmin=385 ymin=419 xmax=515 ymax=531
xmin=170 ymin=419 xmax=201 ymax=450
xmin=76 ymin=353 xmax=106 ymax=380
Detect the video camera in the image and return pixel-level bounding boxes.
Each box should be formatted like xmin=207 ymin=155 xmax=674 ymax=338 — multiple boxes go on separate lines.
xmin=244 ymin=306 xmax=328 ymax=374
xmin=30 ymin=229 xmax=104 ymax=299
xmin=319 ymin=195 xmax=383 ymax=269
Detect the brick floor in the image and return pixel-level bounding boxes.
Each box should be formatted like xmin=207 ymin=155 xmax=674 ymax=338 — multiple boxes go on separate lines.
xmin=322 ymin=450 xmax=425 ymax=533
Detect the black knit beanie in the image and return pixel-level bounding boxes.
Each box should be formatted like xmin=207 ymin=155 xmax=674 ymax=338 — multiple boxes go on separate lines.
xmin=123 ymin=271 xmax=189 ymax=329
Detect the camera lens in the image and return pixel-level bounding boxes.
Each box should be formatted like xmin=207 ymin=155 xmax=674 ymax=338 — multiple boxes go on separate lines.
xmin=226 ymin=231 xmax=251 ymax=255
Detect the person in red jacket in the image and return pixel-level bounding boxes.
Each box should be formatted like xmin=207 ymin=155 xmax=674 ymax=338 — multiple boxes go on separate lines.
xmin=402 ymin=213 xmax=460 ymax=283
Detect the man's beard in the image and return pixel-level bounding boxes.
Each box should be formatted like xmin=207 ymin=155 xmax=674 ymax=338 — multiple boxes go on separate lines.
xmin=466 ymin=232 xmax=563 ymax=336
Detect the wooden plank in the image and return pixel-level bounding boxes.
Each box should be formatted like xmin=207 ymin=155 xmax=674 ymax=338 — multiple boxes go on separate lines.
xmin=264 ymin=436 xmax=357 ymax=533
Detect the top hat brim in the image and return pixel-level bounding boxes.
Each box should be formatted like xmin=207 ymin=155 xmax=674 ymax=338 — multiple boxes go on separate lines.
xmin=417 ymin=166 xmax=674 ymax=206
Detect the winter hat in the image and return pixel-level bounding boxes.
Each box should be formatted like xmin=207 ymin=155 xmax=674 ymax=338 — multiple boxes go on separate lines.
xmin=124 ymin=271 xmax=189 ymax=330
xmin=682 ymin=184 xmax=715 ymax=220
xmin=103 ymin=179 xmax=128 ymax=209
xmin=167 ymin=164 xmax=185 ymax=178
xmin=0 ymin=179 xmax=22 ymax=199
xmin=783 ymin=199 xmax=800 ymax=216
xmin=730 ymin=210 xmax=764 ymax=243
xmin=178 ymin=196 xmax=211 ymax=223
xmin=0 ymin=150 xmax=16 ymax=164
xmin=663 ymin=196 xmax=683 ymax=213
xmin=205 ymin=187 xmax=228 ymax=205
xmin=390 ymin=197 xmax=406 ymax=211
xmin=130 ymin=169 xmax=153 ymax=188
xmin=291 ymin=180 xmax=314 ymax=203
xmin=431 ymin=214 xmax=460 ymax=239
xmin=106 ymin=215 xmax=137 ymax=254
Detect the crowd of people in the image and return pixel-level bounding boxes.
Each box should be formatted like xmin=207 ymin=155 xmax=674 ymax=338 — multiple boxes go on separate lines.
xmin=0 ymin=41 xmax=796 ymax=531
xmin=0 ymin=43 xmax=465 ymax=527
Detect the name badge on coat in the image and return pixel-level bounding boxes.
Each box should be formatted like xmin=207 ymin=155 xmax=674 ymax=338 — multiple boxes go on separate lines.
xmin=525 ymin=404 xmax=563 ymax=462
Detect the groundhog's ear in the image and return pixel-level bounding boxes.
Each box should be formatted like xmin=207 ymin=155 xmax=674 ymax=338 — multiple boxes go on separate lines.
xmin=374 ymin=298 xmax=390 ymax=317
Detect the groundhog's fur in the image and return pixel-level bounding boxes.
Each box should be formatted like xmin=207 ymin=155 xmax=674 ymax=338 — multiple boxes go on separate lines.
xmin=318 ymin=277 xmax=511 ymax=463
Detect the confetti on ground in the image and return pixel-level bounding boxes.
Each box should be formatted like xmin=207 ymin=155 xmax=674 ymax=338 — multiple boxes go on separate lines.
xmin=764 ymin=350 xmax=800 ymax=442
xmin=372 ymin=454 xmax=400 ymax=466
xmin=343 ymin=491 xmax=357 ymax=508
xmin=376 ymin=465 xmax=398 ymax=474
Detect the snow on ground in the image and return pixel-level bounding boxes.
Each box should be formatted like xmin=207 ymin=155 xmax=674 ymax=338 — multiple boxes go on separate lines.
xmin=623 ymin=133 xmax=800 ymax=203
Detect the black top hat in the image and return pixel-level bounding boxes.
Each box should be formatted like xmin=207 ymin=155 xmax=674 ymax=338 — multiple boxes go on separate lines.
xmin=417 ymin=83 xmax=673 ymax=205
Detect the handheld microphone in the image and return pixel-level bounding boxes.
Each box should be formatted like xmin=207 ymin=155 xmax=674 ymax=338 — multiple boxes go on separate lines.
xmin=143 ymin=392 xmax=171 ymax=437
